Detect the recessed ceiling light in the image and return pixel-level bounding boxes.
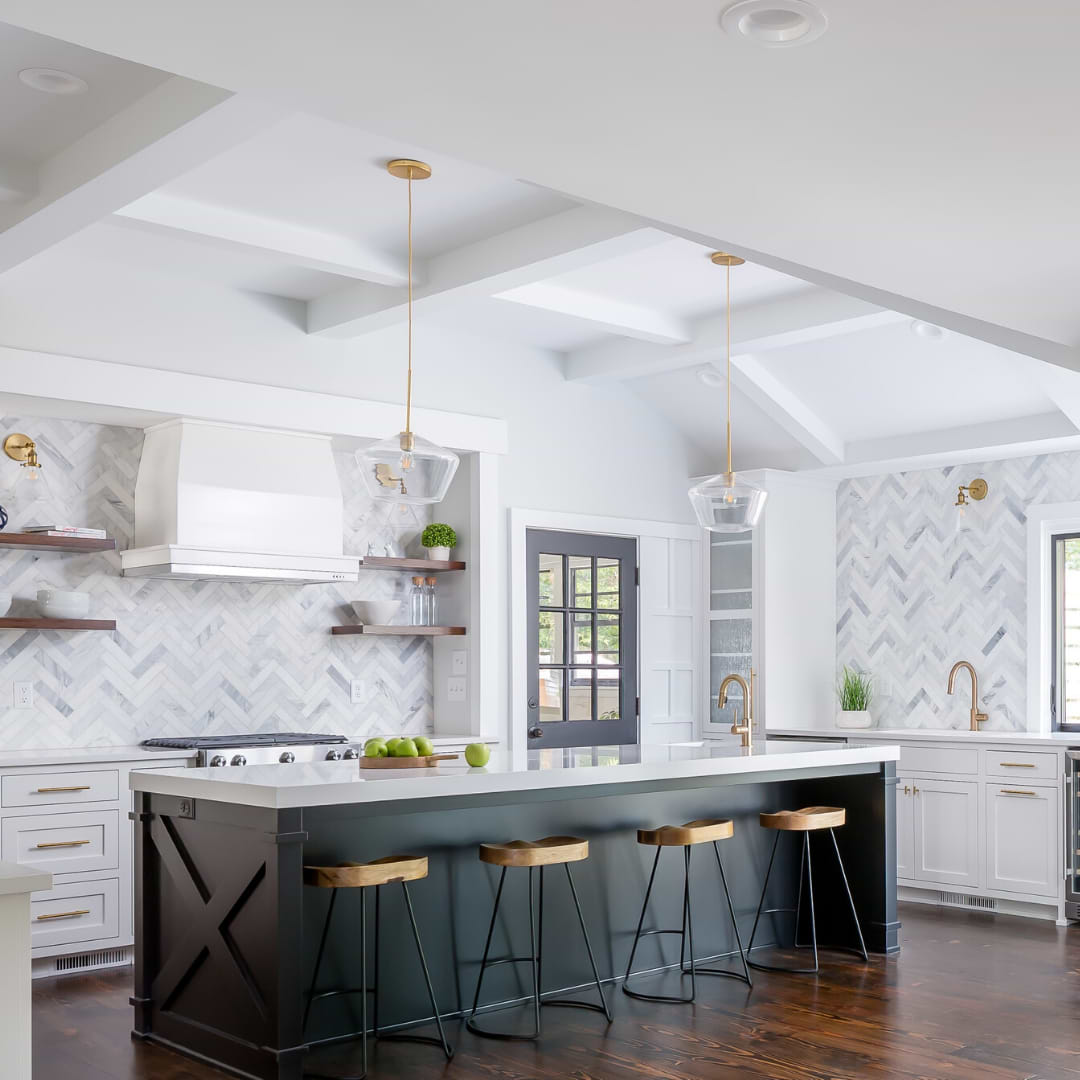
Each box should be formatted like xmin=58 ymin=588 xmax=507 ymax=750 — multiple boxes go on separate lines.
xmin=18 ymin=67 xmax=89 ymax=95
xmin=909 ymin=319 xmax=946 ymax=341
xmin=720 ymin=0 xmax=828 ymax=48
xmin=697 ymin=368 xmax=726 ymax=388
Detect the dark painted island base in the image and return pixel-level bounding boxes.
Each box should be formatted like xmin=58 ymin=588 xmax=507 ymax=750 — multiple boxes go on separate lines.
xmin=132 ymin=762 xmax=897 ymax=1080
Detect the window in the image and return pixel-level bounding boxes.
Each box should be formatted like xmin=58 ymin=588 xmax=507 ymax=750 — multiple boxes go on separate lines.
xmin=1053 ymin=533 xmax=1080 ymax=730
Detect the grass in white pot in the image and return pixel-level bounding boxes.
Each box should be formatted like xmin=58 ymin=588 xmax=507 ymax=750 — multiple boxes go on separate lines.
xmin=837 ymin=666 xmax=873 ymax=728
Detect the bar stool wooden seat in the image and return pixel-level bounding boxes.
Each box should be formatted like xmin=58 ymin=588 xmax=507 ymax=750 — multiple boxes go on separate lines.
xmin=468 ymin=835 xmax=611 ymax=1041
xmin=747 ymin=806 xmax=868 ymax=975
xmin=623 ymin=818 xmax=751 ymax=1003
xmin=302 ymin=855 xmax=453 ymax=1080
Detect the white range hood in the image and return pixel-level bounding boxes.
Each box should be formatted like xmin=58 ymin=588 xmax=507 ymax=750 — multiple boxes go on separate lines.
xmin=120 ymin=419 xmax=358 ymax=584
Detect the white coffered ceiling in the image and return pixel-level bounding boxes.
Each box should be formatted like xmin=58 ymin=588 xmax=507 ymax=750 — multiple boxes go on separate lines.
xmin=0 ymin=11 xmax=1079 ymax=478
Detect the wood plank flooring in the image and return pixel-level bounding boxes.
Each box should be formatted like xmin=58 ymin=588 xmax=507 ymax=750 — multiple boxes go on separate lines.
xmin=32 ymin=903 xmax=1080 ymax=1079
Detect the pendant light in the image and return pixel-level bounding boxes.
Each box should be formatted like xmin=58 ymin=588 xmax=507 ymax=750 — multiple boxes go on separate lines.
xmin=356 ymin=159 xmax=459 ymax=505
xmin=688 ymin=253 xmax=767 ymax=532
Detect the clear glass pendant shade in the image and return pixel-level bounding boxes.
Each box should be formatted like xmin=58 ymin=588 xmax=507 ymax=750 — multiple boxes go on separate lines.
xmin=689 ymin=473 xmax=768 ymax=532
xmin=356 ymin=431 xmax=459 ymax=506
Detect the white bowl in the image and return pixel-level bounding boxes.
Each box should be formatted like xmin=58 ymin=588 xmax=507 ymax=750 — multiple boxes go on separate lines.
xmin=0 ymin=592 xmax=11 ymax=617
xmin=351 ymin=600 xmax=401 ymax=626
xmin=36 ymin=589 xmax=90 ymax=619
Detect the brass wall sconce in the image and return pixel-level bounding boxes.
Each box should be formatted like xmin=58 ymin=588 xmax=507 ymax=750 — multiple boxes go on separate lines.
xmin=955 ymin=478 xmax=987 ymax=506
xmin=3 ymin=433 xmax=41 ymax=469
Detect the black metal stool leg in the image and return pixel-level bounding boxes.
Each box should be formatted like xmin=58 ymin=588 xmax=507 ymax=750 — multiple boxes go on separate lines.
xmin=528 ymin=865 xmax=540 ymax=1038
xmin=830 ymin=828 xmax=869 ymax=961
xmin=793 ymin=831 xmax=808 ymax=949
xmin=466 ymin=866 xmax=507 ymax=1033
xmin=683 ymin=845 xmax=697 ymax=1001
xmin=804 ymin=832 xmax=819 ymax=973
xmin=690 ymin=841 xmax=753 ymax=988
xmin=622 ymin=846 xmax=661 ymax=997
xmin=303 ymin=887 xmax=338 ymax=1033
xmin=746 ymin=831 xmax=780 ymax=958
xmin=748 ymin=830 xmax=821 ymax=975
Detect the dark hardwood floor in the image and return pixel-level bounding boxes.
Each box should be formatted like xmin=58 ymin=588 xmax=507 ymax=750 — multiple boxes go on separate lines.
xmin=33 ymin=903 xmax=1080 ymax=1080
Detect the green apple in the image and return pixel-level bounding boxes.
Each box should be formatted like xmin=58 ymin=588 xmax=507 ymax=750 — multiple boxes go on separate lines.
xmin=384 ymin=737 xmax=402 ymax=755
xmin=363 ymin=738 xmax=387 ymax=758
xmin=414 ymin=736 xmax=434 ymax=757
xmin=464 ymin=742 xmax=491 ymax=768
xmin=393 ymin=737 xmax=419 ymax=758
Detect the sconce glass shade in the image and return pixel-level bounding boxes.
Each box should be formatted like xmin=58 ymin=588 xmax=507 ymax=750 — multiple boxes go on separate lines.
xmin=356 ymin=431 xmax=459 ymax=506
xmin=689 ymin=472 xmax=768 ymax=532
xmin=12 ymin=462 xmax=52 ymax=524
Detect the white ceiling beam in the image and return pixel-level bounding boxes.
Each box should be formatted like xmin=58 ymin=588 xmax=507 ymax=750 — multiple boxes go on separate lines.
xmin=564 ymin=288 xmax=906 ymax=384
xmin=0 ymin=79 xmax=280 ymax=275
xmin=728 ymin=354 xmax=845 ymax=466
xmin=494 ymin=281 xmax=692 ymax=345
xmin=0 ymin=161 xmax=35 ymax=204
xmin=306 ymin=206 xmax=670 ymax=338
xmin=113 ymin=192 xmax=411 ymax=286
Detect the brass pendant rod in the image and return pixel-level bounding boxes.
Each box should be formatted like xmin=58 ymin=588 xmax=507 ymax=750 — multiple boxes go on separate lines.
xmin=405 ymin=168 xmax=414 ymax=438
xmin=725 ymin=260 xmax=732 ymax=478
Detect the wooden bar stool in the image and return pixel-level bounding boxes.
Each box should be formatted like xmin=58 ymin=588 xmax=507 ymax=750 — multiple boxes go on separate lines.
xmin=467 ymin=835 xmax=612 ymax=1041
xmin=746 ymin=806 xmax=868 ymax=974
xmin=302 ymin=855 xmax=453 ymax=1080
xmin=623 ymin=818 xmax=751 ymax=1003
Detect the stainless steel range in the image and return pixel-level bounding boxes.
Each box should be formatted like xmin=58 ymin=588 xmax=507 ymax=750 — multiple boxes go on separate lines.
xmin=141 ymin=732 xmax=362 ymax=767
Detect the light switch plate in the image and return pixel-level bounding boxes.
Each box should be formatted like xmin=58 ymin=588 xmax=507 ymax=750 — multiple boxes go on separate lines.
xmin=446 ymin=676 xmax=466 ymax=702
xmin=451 ymin=650 xmax=467 ymax=676
xmin=350 ymin=679 xmax=366 ymax=705
xmin=14 ymin=681 xmax=33 ymax=708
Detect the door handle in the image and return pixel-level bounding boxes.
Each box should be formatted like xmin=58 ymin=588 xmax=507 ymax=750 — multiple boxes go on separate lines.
xmin=528 ymin=727 xmax=544 ymax=739
xmin=36 ymin=910 xmax=90 ymax=921
xmin=35 ymin=840 xmax=90 ymax=849
xmin=527 ymin=698 xmax=538 ymax=710
xmin=35 ymin=785 xmax=91 ymax=794
xmin=1001 ymin=789 xmax=1037 ymax=797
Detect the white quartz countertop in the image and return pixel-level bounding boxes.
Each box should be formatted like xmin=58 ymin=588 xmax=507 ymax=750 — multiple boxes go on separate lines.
xmin=129 ymin=740 xmax=899 ymax=810
xmin=769 ymin=726 xmax=1080 ymax=746
xmin=0 ymin=745 xmax=198 ymax=768
xmin=0 ymin=860 xmax=51 ymax=897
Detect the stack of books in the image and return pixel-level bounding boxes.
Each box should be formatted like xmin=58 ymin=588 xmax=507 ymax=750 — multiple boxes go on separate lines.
xmin=24 ymin=525 xmax=108 ymax=539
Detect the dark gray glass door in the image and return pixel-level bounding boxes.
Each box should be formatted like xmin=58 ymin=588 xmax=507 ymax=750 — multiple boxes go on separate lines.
xmin=527 ymin=529 xmax=638 ymax=749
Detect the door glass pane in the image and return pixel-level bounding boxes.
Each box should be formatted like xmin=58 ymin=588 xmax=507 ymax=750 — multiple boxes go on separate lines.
xmin=598 ymin=670 xmax=621 ymax=720
xmin=539 ymin=669 xmax=564 ymax=723
xmin=597 ymin=613 xmax=620 ymax=664
xmin=568 ymin=668 xmax=594 ymax=721
xmin=710 ymin=539 xmax=752 ymax=590
xmin=572 ymin=613 xmax=593 ymax=665
xmin=710 ymin=617 xmax=752 ymax=656
xmin=570 ymin=556 xmax=592 ymax=608
xmin=597 ymin=558 xmax=620 ymax=609
xmin=1063 ymin=538 xmax=1080 ymax=727
xmin=539 ymin=610 xmax=564 ymax=664
xmin=711 ymin=590 xmax=752 ymax=612
xmin=539 ymin=553 xmax=564 ymax=606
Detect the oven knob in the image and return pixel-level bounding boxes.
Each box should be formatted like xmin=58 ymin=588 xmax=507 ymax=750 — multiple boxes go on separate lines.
xmin=230 ymin=754 xmax=248 ymax=767
xmin=209 ymin=755 xmax=227 ymax=768
xmin=343 ymin=748 xmax=359 ymax=760
xmin=279 ymin=751 xmax=296 ymax=764
xmin=325 ymin=749 xmax=343 ymax=761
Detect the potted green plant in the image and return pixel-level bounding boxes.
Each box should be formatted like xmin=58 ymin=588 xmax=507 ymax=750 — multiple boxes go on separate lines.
xmin=421 ymin=522 xmax=457 ymax=561
xmin=837 ymin=666 xmax=873 ymax=729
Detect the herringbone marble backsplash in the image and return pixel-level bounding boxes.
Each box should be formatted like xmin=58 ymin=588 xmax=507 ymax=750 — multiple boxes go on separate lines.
xmin=0 ymin=414 xmax=433 ymax=749
xmin=837 ymin=452 xmax=1080 ymax=731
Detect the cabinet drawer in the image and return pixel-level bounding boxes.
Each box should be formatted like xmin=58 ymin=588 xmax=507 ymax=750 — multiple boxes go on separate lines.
xmin=30 ymin=878 xmax=119 ymax=950
xmin=1 ymin=768 xmax=119 ymax=807
xmin=2 ymin=809 xmax=119 ymax=875
xmin=899 ymin=745 xmax=979 ymax=776
xmin=984 ymin=750 xmax=1059 ymax=781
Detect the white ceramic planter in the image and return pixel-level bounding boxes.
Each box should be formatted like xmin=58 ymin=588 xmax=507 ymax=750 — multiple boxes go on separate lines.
xmin=836 ymin=709 xmax=873 ymax=729
xmin=426 ymin=546 xmax=451 ymax=561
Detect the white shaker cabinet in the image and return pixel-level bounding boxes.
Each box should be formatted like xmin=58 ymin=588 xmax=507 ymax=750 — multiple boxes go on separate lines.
xmin=986 ymin=782 xmax=1059 ymax=898
xmin=911 ymin=778 xmax=980 ymax=888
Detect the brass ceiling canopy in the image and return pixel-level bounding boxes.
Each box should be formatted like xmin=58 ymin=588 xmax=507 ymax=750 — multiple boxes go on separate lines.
xmin=386 ymin=158 xmax=432 ymax=181
xmin=709 ymin=252 xmax=745 ymax=267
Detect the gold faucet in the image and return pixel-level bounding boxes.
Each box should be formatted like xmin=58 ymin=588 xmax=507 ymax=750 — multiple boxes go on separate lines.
xmin=947 ymin=660 xmax=988 ymax=730
xmin=718 ymin=670 xmax=755 ymax=749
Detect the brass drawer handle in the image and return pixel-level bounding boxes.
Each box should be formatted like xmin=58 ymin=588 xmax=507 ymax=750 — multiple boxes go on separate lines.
xmin=1001 ymin=788 xmax=1037 ymax=796
xmin=35 ymin=785 xmax=91 ymax=794
xmin=36 ymin=909 xmax=89 ymax=922
xmin=34 ymin=840 xmax=91 ymax=849
xmin=999 ymin=762 xmax=1036 ymax=768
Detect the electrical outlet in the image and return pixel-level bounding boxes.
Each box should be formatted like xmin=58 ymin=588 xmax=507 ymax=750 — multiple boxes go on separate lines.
xmin=446 ymin=676 xmax=466 ymax=702
xmin=451 ymin=651 xmax=467 ymax=676
xmin=14 ymin=682 xmax=33 ymax=709
xmin=350 ymin=679 xmax=366 ymax=705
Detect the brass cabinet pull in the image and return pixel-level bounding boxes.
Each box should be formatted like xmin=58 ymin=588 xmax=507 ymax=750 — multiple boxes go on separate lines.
xmin=999 ymin=762 xmax=1036 ymax=768
xmin=34 ymin=839 xmax=90 ymax=849
xmin=912 ymin=785 xmax=920 ymax=795
xmin=35 ymin=785 xmax=91 ymax=793
xmin=1001 ymin=788 xmax=1037 ymax=796
xmin=36 ymin=909 xmax=89 ymax=921
xmin=902 ymin=784 xmax=911 ymax=795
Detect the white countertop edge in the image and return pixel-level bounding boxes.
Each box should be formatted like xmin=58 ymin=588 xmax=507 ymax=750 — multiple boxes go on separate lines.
xmin=0 ymin=745 xmax=199 ymax=768
xmin=768 ymin=726 xmax=1080 ymax=746
xmin=130 ymin=743 xmax=900 ymax=810
xmin=0 ymin=860 xmax=52 ymax=897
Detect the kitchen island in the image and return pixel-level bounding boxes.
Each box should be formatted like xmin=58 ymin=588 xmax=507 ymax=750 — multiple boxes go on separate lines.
xmin=130 ymin=740 xmax=899 ymax=1080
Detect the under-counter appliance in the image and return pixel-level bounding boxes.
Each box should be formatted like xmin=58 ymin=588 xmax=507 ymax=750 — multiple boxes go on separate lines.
xmin=1067 ymin=750 xmax=1080 ymax=920
xmin=141 ymin=733 xmax=362 ymax=767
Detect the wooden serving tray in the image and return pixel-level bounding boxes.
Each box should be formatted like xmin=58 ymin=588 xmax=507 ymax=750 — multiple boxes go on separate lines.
xmin=360 ymin=753 xmax=459 ymax=769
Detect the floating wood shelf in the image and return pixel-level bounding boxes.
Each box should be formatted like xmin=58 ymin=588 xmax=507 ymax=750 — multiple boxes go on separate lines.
xmin=0 ymin=533 xmax=116 ymax=554
xmin=332 ymin=625 xmax=466 ymax=637
xmin=0 ymin=618 xmax=116 ymax=631
xmin=359 ymin=557 xmax=466 ymax=573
